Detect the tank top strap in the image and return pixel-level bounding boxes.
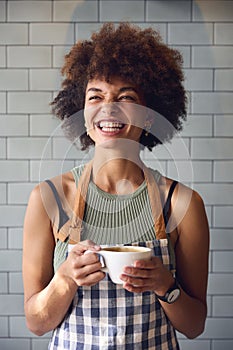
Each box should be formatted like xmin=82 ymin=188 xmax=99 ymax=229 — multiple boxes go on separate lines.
xmin=163 ymin=180 xmax=178 ymax=228
xmin=45 ymin=179 xmax=69 ymax=230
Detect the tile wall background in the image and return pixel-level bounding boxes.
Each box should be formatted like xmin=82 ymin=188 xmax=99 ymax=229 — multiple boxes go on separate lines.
xmin=0 ymin=1 xmax=233 ymax=349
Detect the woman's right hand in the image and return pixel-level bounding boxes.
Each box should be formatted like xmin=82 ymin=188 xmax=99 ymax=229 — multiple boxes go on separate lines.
xmin=58 ymin=240 xmax=106 ymax=287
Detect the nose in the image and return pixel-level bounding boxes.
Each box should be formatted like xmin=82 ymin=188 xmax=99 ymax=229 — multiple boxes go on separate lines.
xmin=101 ymin=102 xmax=119 ymax=116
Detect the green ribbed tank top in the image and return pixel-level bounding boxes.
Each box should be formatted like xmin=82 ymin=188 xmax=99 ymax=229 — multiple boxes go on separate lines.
xmin=53 ymin=164 xmax=161 ymax=271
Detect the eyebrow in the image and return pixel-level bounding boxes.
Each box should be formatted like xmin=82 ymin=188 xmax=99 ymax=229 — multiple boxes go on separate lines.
xmin=86 ymin=87 xmax=139 ymax=94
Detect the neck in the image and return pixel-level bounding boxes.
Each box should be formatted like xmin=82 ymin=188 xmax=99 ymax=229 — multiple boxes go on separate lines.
xmin=91 ymin=146 xmax=145 ymax=194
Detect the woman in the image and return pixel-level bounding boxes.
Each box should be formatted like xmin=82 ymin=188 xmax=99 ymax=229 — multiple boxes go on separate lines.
xmin=23 ymin=23 xmax=209 ymax=349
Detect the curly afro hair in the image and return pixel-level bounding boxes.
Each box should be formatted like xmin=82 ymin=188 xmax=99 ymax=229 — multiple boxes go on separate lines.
xmin=51 ymin=22 xmax=187 ymax=151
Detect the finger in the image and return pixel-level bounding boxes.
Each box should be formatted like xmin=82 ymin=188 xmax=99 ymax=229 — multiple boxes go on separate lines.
xmin=76 ymin=270 xmax=105 ymax=287
xmin=71 ymin=242 xmax=101 ymax=254
xmin=120 ymin=273 xmax=150 ymax=286
xmin=73 ymin=259 xmax=103 ymax=280
xmin=123 ymin=282 xmax=149 ymax=294
xmin=121 ymin=266 xmax=152 ymax=279
xmin=133 ymin=256 xmax=161 ymax=269
xmin=71 ymin=251 xmax=101 ymax=269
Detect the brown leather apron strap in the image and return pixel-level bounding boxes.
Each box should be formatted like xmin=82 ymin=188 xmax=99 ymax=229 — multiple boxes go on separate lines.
xmin=143 ymin=165 xmax=166 ymax=240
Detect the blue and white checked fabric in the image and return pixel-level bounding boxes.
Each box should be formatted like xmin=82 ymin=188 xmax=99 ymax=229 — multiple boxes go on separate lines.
xmin=48 ymin=239 xmax=179 ymax=349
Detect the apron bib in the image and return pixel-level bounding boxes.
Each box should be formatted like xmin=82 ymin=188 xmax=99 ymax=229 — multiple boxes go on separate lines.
xmin=49 ymin=162 xmax=179 ymax=350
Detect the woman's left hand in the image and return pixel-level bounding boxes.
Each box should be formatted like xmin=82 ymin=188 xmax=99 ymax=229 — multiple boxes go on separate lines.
xmin=120 ymin=256 xmax=174 ymax=295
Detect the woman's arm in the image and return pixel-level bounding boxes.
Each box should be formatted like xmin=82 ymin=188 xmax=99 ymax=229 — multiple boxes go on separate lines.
xmin=159 ymin=187 xmax=209 ymax=338
xmin=121 ymin=184 xmax=209 ymax=339
xmin=23 ymin=183 xmax=104 ymax=336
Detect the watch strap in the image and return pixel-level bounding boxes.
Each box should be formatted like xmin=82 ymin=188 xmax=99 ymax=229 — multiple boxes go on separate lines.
xmin=156 ymin=279 xmax=180 ymax=304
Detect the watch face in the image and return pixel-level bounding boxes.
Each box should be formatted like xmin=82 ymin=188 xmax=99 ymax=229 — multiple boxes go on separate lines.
xmin=167 ymin=289 xmax=180 ymax=303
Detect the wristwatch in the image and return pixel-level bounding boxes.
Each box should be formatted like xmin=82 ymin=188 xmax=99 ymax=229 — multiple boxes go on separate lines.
xmin=156 ymin=279 xmax=181 ymax=304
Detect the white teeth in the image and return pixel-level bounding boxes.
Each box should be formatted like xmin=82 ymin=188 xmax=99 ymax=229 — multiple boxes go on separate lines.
xmin=99 ymin=121 xmax=124 ymax=128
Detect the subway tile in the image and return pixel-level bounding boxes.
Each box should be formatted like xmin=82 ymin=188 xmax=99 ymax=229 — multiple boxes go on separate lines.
xmin=181 ymin=115 xmax=212 ymax=137
xmin=215 ymin=24 xmax=233 ymax=45
xmin=0 ymin=317 xmax=8 ymax=336
xmin=193 ymin=47 xmax=233 ymax=68
xmin=200 ymin=318 xmax=233 ymax=339
xmin=178 ymin=339 xmax=210 ymax=350
xmin=52 ymin=137 xmax=84 ymax=160
xmin=30 ymin=160 xmax=74 ymax=182
xmin=212 ymin=340 xmax=233 ymax=350
xmin=9 ymin=316 xmax=36 ymax=337
xmin=214 ymin=161 xmax=233 ymax=182
xmin=210 ymin=229 xmax=233 ymax=250
xmin=0 ymin=161 xmax=28 ymax=182
xmin=193 ymin=184 xmax=233 ymax=205
xmin=0 ymin=273 xmax=8 ymax=293
xmin=9 ymin=272 xmax=23 ymax=294
xmin=191 ymin=138 xmax=233 ymax=160
xmin=0 ymin=92 xmax=6 ymax=113
xmin=30 ymin=69 xmax=62 ymax=91
xmin=145 ymin=138 xmax=190 ymax=161
xmin=167 ymin=161 xmax=212 ymax=183
xmin=215 ymin=69 xmax=233 ymax=91
xmin=0 ymin=228 xmax=7 ymax=249
xmin=8 ymin=1 xmax=51 ymax=22
xmin=30 ymin=23 xmax=75 ymax=45
xmin=0 ymin=24 xmax=28 ymax=44
xmin=52 ymin=46 xmax=72 ymax=68
xmin=100 ymin=0 xmax=144 ymax=22
xmin=0 ymin=69 xmax=28 ymax=91
xmin=184 ymin=69 xmax=213 ymax=91
xmin=213 ymin=252 xmax=233 ymax=273
xmin=146 ymin=0 xmax=191 ymax=22
xmin=8 ymin=228 xmax=23 ymax=250
xmin=8 ymin=137 xmax=52 ymax=159
xmin=0 ymin=183 xmax=6 ymax=204
xmin=0 ymin=250 xmax=22 ymax=271
xmin=214 ymin=115 xmax=233 ymax=137
xmin=169 ymin=23 xmax=213 ymax=45
xmin=0 ymin=115 xmax=28 ymax=136
xmin=32 ymin=339 xmax=50 ymax=350
xmin=8 ymin=92 xmax=51 ymax=114
xmin=213 ymin=206 xmax=233 ymax=228
xmin=8 ymin=183 xmax=36 ymax=205
xmin=193 ymin=1 xmax=233 ymax=22
xmin=0 ymin=339 xmax=30 ymax=350
xmin=7 ymin=46 xmax=51 ymax=68
xmin=0 ymin=295 xmax=24 ymax=315
xmin=0 ymin=1 xmax=6 ymax=21
xmin=208 ymin=273 xmax=233 ymax=296
xmin=30 ymin=115 xmax=61 ymax=136
xmin=165 ymin=159 xmax=195 ymax=184
xmin=0 ymin=47 xmax=6 ymax=67
xmin=54 ymin=0 xmax=98 ymax=22
xmin=192 ymin=92 xmax=233 ymax=114
xmin=0 ymin=138 xmax=6 ymax=158
xmin=0 ymin=205 xmax=26 ymax=227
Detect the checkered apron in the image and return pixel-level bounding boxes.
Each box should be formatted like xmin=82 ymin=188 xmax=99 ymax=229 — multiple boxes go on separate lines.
xmin=48 ymin=162 xmax=180 ymax=349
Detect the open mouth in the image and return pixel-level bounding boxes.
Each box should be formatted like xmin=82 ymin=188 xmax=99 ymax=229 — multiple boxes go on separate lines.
xmin=95 ymin=120 xmax=126 ymax=132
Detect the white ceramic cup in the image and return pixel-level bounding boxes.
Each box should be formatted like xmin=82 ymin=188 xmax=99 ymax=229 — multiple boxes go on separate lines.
xmin=97 ymin=246 xmax=152 ymax=284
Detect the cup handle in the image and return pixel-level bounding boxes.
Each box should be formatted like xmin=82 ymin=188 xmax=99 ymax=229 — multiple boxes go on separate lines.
xmin=97 ymin=252 xmax=108 ymax=273
xmin=84 ymin=250 xmax=108 ymax=273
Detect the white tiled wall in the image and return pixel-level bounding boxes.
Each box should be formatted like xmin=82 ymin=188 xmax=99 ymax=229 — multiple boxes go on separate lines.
xmin=0 ymin=1 xmax=232 ymax=349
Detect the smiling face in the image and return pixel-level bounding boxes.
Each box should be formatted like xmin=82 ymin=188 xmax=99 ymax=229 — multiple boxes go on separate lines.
xmin=84 ymin=77 xmax=147 ymax=148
